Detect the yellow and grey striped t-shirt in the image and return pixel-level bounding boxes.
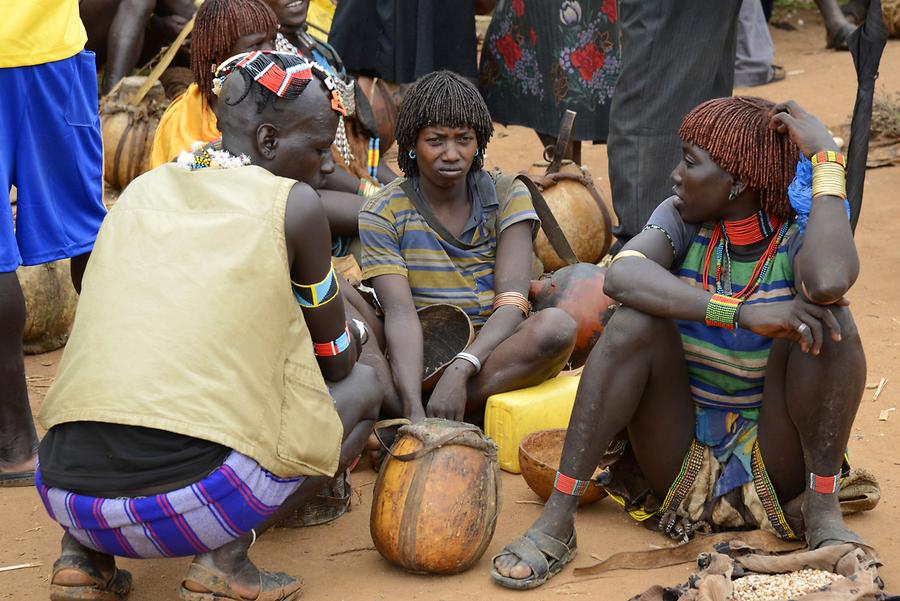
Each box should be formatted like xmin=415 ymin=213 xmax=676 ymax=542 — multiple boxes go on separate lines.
xmin=359 ymin=171 xmax=539 ymax=326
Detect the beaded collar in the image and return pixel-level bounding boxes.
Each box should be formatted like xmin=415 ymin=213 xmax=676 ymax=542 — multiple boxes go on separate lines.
xmin=176 ymin=140 xmax=250 ymax=171
xmin=722 ymin=210 xmax=776 ymax=246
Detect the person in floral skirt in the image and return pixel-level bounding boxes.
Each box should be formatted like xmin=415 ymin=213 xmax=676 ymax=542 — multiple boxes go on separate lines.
xmin=478 ymin=0 xmax=620 ymax=162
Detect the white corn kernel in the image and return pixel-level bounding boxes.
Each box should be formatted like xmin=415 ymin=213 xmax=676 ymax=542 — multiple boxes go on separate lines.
xmin=732 ymin=569 xmax=842 ymax=601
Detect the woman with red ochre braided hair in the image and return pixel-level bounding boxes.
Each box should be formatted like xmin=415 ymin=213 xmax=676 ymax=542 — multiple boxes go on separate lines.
xmin=492 ymin=96 xmax=867 ymax=589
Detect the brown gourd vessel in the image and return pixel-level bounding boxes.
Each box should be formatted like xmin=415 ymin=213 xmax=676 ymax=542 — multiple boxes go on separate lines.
xmin=527 ymin=162 xmax=614 ymax=271
xmin=101 ymin=76 xmax=167 ymax=190
xmin=370 ymin=419 xmax=501 ymax=574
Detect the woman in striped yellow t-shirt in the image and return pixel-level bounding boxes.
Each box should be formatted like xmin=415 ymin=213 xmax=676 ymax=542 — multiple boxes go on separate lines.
xmin=359 ymin=71 xmax=577 ymax=424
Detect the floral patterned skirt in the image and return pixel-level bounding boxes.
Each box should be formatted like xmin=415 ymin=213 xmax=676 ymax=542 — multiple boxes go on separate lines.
xmin=478 ymin=0 xmax=621 ymax=141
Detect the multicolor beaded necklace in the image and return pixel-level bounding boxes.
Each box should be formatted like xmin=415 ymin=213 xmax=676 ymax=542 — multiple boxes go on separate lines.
xmin=701 ymin=209 xmax=788 ymax=300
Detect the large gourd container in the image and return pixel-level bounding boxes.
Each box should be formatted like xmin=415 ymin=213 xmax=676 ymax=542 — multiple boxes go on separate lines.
xmin=526 ymin=162 xmax=614 ymax=271
xmin=9 ymin=197 xmax=78 ymax=354
xmin=17 ymin=261 xmax=78 ymax=354
xmin=529 ymin=263 xmax=617 ymax=368
xmin=370 ymin=419 xmax=500 ymax=574
xmin=101 ymin=76 xmax=167 ymax=190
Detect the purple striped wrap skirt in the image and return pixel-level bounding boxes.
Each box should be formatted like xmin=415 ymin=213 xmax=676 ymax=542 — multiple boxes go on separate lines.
xmin=36 ymin=451 xmax=305 ymax=558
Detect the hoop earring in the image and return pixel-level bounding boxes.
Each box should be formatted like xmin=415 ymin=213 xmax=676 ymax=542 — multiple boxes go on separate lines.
xmin=408 ymin=150 xmax=416 ymax=160
xmin=473 ymin=148 xmax=480 ymax=157
xmin=728 ymin=188 xmax=737 ymax=201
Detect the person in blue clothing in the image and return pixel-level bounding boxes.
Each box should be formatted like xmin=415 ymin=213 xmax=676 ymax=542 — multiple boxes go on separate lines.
xmin=0 ymin=0 xmax=106 ymax=487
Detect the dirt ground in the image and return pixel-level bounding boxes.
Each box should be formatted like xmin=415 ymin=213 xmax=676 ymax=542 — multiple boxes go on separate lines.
xmin=3 ymin=10 xmax=900 ymax=600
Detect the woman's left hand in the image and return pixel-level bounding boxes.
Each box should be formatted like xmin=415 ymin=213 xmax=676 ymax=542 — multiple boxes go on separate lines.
xmin=426 ymin=362 xmax=473 ymax=421
xmin=768 ymin=100 xmax=839 ymax=157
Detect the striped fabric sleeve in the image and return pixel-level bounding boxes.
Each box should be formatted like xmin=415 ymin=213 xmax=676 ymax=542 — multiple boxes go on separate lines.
xmin=359 ymin=208 xmax=408 ymax=280
xmin=498 ymin=180 xmax=540 ymax=236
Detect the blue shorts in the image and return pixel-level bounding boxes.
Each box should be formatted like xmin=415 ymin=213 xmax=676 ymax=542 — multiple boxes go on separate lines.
xmin=0 ymin=50 xmax=106 ymax=273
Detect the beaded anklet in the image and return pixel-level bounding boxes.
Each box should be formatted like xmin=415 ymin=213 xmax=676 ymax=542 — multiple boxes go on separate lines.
xmin=554 ymin=472 xmax=591 ymax=496
xmin=809 ymin=472 xmax=840 ymax=494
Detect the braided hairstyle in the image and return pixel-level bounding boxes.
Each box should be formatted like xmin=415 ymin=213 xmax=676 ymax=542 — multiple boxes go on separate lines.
xmin=395 ymin=71 xmax=494 ymax=177
xmin=191 ymin=0 xmax=279 ymax=106
xmin=679 ymin=96 xmax=801 ymax=220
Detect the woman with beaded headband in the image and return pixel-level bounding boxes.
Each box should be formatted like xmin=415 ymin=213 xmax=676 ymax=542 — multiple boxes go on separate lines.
xmin=492 ymin=96 xmax=869 ymax=589
xmin=36 ymin=51 xmax=383 ymax=601
xmin=358 ymin=71 xmax=578 ymax=428
xmin=150 ymin=0 xmax=382 ymax=253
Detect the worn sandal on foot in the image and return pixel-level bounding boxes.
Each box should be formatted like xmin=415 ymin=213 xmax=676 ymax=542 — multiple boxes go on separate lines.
xmin=806 ymin=525 xmax=865 ymax=550
xmin=490 ymin=529 xmax=577 ymax=590
xmin=838 ymin=468 xmax=881 ymax=513
xmin=0 ymin=469 xmax=35 ymax=487
xmin=49 ymin=554 xmax=132 ymax=601
xmin=179 ymin=563 xmax=302 ymax=601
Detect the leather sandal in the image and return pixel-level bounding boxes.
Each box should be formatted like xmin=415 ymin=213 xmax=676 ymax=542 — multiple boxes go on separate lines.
xmin=490 ymin=529 xmax=577 ymax=590
xmin=838 ymin=467 xmax=881 ymax=513
xmin=179 ymin=562 xmax=302 ymax=601
xmin=806 ymin=525 xmax=865 ymax=550
xmin=49 ymin=554 xmax=132 ymax=601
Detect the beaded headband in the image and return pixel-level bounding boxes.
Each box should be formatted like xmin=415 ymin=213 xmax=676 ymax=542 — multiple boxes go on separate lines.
xmin=212 ymin=50 xmax=347 ymax=116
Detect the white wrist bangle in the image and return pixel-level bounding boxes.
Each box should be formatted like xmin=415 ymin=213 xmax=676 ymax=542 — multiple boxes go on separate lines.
xmin=454 ymin=351 xmax=481 ymax=374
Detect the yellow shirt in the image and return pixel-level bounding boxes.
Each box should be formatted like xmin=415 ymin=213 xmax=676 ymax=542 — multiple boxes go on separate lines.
xmin=0 ymin=0 xmax=87 ymax=67
xmin=39 ymin=164 xmax=344 ymax=478
xmin=151 ymin=83 xmax=220 ymax=168
xmin=308 ymin=0 xmax=335 ymax=43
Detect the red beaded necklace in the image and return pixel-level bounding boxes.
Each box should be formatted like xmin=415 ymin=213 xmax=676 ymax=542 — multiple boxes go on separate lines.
xmin=701 ymin=211 xmax=787 ymax=300
xmin=721 ymin=210 xmax=775 ymax=245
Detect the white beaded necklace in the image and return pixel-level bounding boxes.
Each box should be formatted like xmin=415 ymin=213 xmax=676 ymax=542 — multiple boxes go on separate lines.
xmin=176 ymin=141 xmax=251 ymax=171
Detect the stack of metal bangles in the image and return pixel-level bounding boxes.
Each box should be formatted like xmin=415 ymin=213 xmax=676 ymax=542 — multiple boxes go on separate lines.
xmin=810 ymin=150 xmax=847 ymax=200
xmin=491 ymin=291 xmax=530 ymax=317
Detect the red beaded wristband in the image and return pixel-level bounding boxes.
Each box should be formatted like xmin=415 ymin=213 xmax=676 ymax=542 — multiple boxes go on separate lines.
xmin=313 ymin=324 xmax=351 ymax=357
xmin=810 ymin=150 xmax=847 ymax=169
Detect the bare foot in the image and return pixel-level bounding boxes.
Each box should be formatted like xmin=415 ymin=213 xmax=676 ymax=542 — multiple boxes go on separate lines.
xmin=493 ymin=493 xmax=578 ymax=582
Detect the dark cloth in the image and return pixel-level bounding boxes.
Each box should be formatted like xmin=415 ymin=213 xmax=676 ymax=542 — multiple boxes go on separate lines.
xmin=38 ymin=422 xmax=229 ymax=496
xmin=328 ymin=0 xmax=478 ymax=83
xmin=607 ymin=0 xmax=741 ymax=243
xmin=479 ymin=0 xmax=620 ymax=141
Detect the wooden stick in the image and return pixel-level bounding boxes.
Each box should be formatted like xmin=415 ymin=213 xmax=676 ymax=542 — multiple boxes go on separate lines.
xmin=326 ymin=546 xmax=375 ymax=557
xmin=0 ymin=563 xmax=42 ymax=573
xmin=873 ymin=377 xmax=888 ymax=401
xmin=132 ymin=16 xmax=195 ymax=105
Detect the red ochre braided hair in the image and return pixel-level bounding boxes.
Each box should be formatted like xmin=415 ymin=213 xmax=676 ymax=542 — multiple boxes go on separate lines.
xmin=191 ymin=0 xmax=279 ymax=106
xmin=678 ymin=96 xmax=801 ymax=221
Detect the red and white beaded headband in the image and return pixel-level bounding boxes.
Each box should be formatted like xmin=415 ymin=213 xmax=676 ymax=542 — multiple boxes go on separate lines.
xmin=212 ymin=50 xmax=347 ymax=116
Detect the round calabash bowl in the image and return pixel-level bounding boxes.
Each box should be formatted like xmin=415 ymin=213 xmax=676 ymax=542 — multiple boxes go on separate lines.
xmin=518 ymin=429 xmax=607 ymax=507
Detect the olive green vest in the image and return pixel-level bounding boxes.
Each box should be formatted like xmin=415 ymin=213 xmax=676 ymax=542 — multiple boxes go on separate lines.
xmin=39 ymin=164 xmax=343 ymax=478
